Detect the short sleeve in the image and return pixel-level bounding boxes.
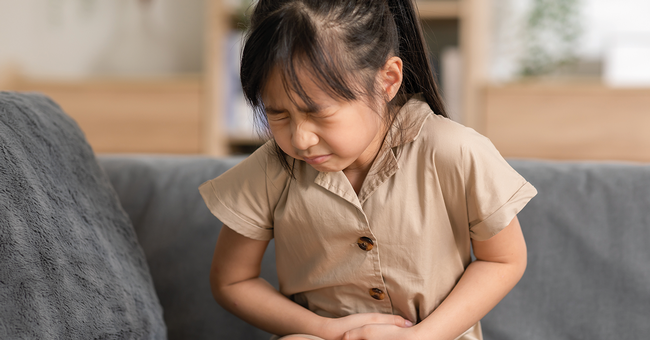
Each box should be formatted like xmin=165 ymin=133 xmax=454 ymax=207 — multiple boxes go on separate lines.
xmin=198 ymin=142 xmax=290 ymax=241
xmin=462 ymin=133 xmax=537 ymax=241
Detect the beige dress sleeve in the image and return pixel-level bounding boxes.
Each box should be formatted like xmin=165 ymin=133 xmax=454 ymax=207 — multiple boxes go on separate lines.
xmin=199 ymin=141 xmax=290 ymax=241
xmin=459 ymin=131 xmax=538 ymax=241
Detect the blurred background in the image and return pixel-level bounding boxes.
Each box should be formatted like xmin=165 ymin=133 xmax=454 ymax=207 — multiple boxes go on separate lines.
xmin=0 ymin=0 xmax=649 ymax=160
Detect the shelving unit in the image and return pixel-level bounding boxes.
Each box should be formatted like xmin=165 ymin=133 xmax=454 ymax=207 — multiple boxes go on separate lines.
xmin=416 ymin=0 xmax=460 ymax=19
xmin=3 ymin=0 xmax=486 ymax=156
xmin=208 ymin=0 xmax=650 ymax=162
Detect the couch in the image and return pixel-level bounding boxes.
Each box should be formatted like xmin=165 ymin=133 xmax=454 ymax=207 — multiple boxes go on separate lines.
xmin=2 ymin=92 xmax=649 ymax=339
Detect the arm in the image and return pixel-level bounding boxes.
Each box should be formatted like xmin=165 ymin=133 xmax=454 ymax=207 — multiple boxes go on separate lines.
xmin=342 ymin=216 xmax=527 ymax=340
xmin=210 ymin=225 xmax=411 ymax=339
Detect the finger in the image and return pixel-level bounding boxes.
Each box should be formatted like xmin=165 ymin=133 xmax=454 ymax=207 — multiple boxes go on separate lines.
xmin=341 ymin=329 xmax=362 ymax=340
xmin=391 ymin=314 xmax=413 ymax=328
xmin=364 ymin=313 xmax=412 ymax=327
xmin=342 ymin=324 xmax=380 ymax=340
xmin=343 ymin=324 xmax=403 ymax=340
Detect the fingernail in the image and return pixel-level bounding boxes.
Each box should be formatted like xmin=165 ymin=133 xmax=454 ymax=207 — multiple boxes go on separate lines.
xmin=405 ymin=320 xmax=413 ymax=327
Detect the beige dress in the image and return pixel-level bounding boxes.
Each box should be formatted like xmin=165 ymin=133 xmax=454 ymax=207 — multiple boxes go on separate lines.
xmin=200 ymin=96 xmax=537 ymax=340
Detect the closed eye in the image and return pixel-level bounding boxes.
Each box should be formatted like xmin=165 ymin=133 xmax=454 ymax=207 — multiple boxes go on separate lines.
xmin=307 ymin=106 xmax=336 ymax=119
xmin=266 ymin=112 xmax=289 ymax=121
xmin=264 ymin=107 xmax=289 ymax=121
xmin=310 ymin=112 xmax=334 ymax=120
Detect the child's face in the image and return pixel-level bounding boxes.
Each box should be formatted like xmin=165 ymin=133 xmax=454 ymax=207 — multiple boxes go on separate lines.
xmin=262 ymin=66 xmax=386 ymax=174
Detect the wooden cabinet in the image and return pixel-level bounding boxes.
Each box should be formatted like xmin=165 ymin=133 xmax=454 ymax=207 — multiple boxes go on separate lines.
xmin=11 ymin=77 xmax=203 ymax=154
xmin=484 ymin=81 xmax=650 ymax=162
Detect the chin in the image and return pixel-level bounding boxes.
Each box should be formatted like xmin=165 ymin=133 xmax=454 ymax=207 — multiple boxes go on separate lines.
xmin=309 ymin=164 xmax=338 ymax=173
xmin=307 ymin=161 xmax=345 ymax=173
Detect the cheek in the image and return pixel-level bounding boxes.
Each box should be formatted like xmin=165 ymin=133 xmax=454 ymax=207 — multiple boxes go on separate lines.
xmin=323 ymin=125 xmax=371 ymax=155
xmin=350 ymin=110 xmax=383 ymax=140
xmin=269 ymin=124 xmax=295 ymax=154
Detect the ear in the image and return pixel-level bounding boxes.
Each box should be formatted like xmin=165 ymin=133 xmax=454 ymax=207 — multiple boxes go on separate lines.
xmin=380 ymin=56 xmax=403 ymax=101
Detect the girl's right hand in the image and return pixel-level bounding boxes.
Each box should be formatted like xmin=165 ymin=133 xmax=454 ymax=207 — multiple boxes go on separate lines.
xmin=320 ymin=313 xmax=413 ymax=340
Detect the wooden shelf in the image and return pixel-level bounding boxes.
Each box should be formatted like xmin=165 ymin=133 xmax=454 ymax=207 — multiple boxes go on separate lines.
xmin=12 ymin=76 xmax=204 ymax=154
xmin=416 ymin=1 xmax=460 ymax=19
xmin=484 ymin=80 xmax=650 ymax=162
xmin=228 ymin=135 xmax=265 ymax=145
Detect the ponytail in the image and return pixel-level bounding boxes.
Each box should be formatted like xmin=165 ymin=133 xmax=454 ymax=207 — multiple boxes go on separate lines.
xmin=387 ymin=0 xmax=448 ymax=117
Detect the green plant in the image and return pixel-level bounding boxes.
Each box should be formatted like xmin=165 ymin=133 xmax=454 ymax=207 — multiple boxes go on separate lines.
xmin=519 ymin=0 xmax=582 ymax=77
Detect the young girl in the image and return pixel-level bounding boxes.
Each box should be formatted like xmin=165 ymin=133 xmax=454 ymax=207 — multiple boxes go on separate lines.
xmin=199 ymin=0 xmax=537 ymax=339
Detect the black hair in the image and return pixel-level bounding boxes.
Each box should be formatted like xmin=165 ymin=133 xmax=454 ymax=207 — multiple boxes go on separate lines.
xmin=240 ymin=0 xmax=447 ymax=176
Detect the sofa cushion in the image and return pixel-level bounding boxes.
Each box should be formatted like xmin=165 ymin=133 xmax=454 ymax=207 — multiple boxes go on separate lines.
xmin=483 ymin=160 xmax=650 ymax=340
xmin=0 ymin=92 xmax=166 ymax=339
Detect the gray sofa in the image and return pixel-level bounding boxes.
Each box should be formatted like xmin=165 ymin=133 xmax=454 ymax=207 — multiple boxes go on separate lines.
xmin=98 ymin=155 xmax=650 ymax=340
xmin=0 ymin=91 xmax=650 ymax=340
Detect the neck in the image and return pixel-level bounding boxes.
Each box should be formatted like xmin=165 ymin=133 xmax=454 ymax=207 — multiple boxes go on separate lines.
xmin=343 ymin=167 xmax=371 ymax=195
xmin=343 ymin=141 xmax=385 ymax=195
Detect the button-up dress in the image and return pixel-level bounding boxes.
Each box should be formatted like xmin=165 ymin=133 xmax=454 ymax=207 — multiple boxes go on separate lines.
xmin=199 ymin=96 xmax=537 ymax=340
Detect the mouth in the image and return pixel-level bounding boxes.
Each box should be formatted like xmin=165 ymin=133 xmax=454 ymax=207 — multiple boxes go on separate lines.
xmin=302 ymin=154 xmax=331 ymax=165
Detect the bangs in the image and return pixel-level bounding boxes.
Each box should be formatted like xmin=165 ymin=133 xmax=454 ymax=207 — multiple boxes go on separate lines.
xmin=242 ymin=2 xmax=371 ymax=116
xmin=277 ymin=55 xmax=363 ymax=112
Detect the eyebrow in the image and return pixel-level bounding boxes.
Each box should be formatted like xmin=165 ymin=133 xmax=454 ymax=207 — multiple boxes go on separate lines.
xmin=264 ymin=107 xmax=286 ymax=114
xmin=264 ymin=103 xmax=322 ymax=114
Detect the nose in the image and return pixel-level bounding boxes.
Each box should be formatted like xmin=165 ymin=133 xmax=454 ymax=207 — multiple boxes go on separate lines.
xmin=291 ymin=119 xmax=319 ymax=151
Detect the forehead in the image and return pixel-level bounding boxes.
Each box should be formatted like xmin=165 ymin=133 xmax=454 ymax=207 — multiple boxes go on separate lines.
xmin=262 ymin=64 xmax=333 ymax=108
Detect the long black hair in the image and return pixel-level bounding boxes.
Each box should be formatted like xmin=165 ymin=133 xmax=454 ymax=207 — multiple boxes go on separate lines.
xmin=240 ymin=0 xmax=447 ymax=176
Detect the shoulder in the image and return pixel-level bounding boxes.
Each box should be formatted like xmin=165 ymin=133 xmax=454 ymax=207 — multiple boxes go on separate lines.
xmin=414 ymin=113 xmax=497 ymax=166
xmin=202 ymin=140 xmax=290 ymax=196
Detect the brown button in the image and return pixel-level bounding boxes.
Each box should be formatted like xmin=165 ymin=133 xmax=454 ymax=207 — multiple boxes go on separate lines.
xmin=369 ymin=288 xmax=385 ymax=300
xmin=357 ymin=237 xmax=374 ymax=251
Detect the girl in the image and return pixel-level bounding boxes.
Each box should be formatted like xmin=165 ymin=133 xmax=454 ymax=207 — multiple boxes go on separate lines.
xmin=199 ymin=0 xmax=537 ymax=339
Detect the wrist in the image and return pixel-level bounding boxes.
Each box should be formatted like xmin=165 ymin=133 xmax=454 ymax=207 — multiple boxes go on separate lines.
xmin=409 ymin=322 xmax=436 ymax=340
xmin=409 ymin=324 xmax=423 ymax=340
xmin=313 ymin=315 xmax=335 ymax=339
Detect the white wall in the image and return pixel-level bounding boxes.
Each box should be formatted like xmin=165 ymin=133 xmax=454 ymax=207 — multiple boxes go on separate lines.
xmin=489 ymin=0 xmax=650 ymax=82
xmin=0 ymin=0 xmax=205 ymax=79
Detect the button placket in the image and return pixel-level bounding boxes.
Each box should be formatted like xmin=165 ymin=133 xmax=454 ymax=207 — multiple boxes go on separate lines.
xmin=353 ymin=217 xmax=391 ymax=312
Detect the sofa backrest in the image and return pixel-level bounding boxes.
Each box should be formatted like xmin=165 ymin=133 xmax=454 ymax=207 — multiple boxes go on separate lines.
xmin=483 ymin=160 xmax=650 ymax=340
xmin=99 ymin=155 xmax=278 ymax=340
xmin=100 ymin=155 xmax=650 ymax=340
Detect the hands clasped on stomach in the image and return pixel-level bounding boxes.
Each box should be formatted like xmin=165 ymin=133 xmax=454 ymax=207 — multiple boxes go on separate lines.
xmin=280 ymin=312 xmax=417 ymax=340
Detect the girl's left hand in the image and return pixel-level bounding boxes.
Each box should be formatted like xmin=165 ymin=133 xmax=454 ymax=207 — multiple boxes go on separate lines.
xmin=341 ymin=323 xmax=421 ymax=340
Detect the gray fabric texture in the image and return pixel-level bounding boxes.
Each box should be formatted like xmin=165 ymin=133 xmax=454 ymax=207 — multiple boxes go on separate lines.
xmin=483 ymin=160 xmax=650 ymax=340
xmin=98 ymin=154 xmax=650 ymax=339
xmin=98 ymin=155 xmax=278 ymax=340
xmin=0 ymin=92 xmax=166 ymax=339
